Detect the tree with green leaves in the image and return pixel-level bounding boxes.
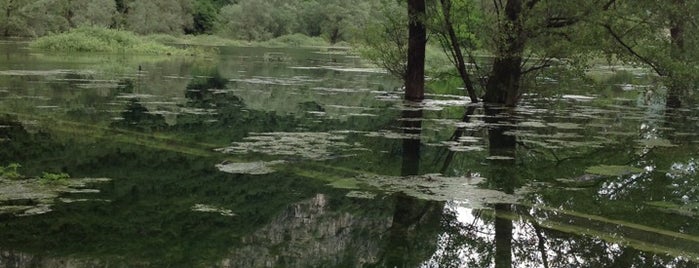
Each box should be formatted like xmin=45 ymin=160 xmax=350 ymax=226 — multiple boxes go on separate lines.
xmin=596 ymin=0 xmax=699 ymax=108
xmin=124 ymin=0 xmax=192 ymax=35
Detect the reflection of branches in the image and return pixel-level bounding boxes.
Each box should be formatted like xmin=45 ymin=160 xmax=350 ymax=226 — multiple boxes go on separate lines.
xmin=439 ymin=106 xmax=478 ymax=174
xmin=533 ymin=224 xmax=550 ymax=268
xmin=624 ymin=147 xmax=654 ymax=165
xmin=604 ymin=173 xmax=646 ymax=198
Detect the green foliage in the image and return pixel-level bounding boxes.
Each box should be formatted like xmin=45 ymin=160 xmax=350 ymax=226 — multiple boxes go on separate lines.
xmin=30 ymin=27 xmax=189 ymax=55
xmin=70 ymin=0 xmax=117 ymax=28
xmin=188 ymin=0 xmax=218 ymax=34
xmin=0 ymin=163 xmax=22 ymax=179
xmin=39 ymin=172 xmax=70 ymax=183
xmin=356 ymin=1 xmax=407 ymax=79
xmin=214 ymin=0 xmax=384 ymax=43
xmin=124 ymin=0 xmax=193 ymax=35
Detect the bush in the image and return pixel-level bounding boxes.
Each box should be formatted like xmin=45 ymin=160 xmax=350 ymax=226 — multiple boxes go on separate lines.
xmin=0 ymin=163 xmax=23 ymax=180
xmin=39 ymin=172 xmax=71 ymax=184
xmin=30 ymin=27 xmax=190 ymax=55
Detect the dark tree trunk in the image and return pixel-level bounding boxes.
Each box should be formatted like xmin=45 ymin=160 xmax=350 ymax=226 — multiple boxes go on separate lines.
xmin=495 ymin=204 xmax=513 ymax=268
xmin=401 ymin=108 xmax=422 ymax=176
xmin=486 ymin=107 xmax=517 ymax=268
xmin=381 ymin=105 xmax=444 ymax=267
xmin=405 ymin=0 xmax=427 ymax=101
xmin=484 ymin=0 xmax=526 ymax=107
xmin=4 ymin=0 xmax=13 ymax=37
xmin=667 ymin=0 xmax=686 ymax=109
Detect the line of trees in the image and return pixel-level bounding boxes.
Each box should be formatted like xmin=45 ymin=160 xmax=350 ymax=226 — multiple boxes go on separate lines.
xmin=0 ymin=0 xmax=387 ymax=43
xmin=2 ymin=0 xmax=696 ymax=108
xmin=380 ymin=0 xmax=698 ymax=108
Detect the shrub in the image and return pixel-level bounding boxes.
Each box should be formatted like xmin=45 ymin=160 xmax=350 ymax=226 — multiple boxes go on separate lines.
xmin=0 ymin=163 xmax=23 ymax=180
xmin=39 ymin=172 xmax=71 ymax=184
xmin=30 ymin=27 xmax=189 ymax=55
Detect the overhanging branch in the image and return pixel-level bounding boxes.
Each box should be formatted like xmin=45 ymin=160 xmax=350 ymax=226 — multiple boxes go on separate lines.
xmin=602 ymin=24 xmax=666 ymax=76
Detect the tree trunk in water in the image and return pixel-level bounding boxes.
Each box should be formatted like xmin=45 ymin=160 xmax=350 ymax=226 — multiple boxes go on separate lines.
xmin=401 ymin=108 xmax=422 ymax=176
xmin=484 ymin=0 xmax=525 ymax=107
xmin=667 ymin=0 xmax=686 ymax=109
xmin=486 ymin=107 xmax=516 ymax=268
xmin=495 ymin=204 xmax=513 ymax=268
xmin=405 ymin=0 xmax=426 ymax=101
xmin=4 ymin=0 xmax=12 ymax=37
xmin=382 ymin=106 xmax=444 ymax=267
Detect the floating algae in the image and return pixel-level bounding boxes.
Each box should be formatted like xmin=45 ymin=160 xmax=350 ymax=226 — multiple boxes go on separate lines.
xmin=216 ymin=132 xmax=363 ymax=161
xmin=345 ymin=191 xmax=377 ymax=199
xmin=352 ymin=174 xmax=520 ymax=206
xmin=192 ymin=204 xmax=236 ymax=217
xmin=585 ymin=165 xmax=645 ymax=177
xmin=0 ymin=177 xmax=110 ymax=217
xmin=638 ymin=138 xmax=677 ymax=148
xmin=215 ymin=161 xmax=286 ymax=175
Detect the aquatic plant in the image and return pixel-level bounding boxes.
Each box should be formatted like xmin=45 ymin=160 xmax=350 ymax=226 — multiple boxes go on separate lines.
xmin=30 ymin=27 xmax=192 ymax=55
xmin=39 ymin=172 xmax=71 ymax=184
xmin=0 ymin=163 xmax=22 ymax=180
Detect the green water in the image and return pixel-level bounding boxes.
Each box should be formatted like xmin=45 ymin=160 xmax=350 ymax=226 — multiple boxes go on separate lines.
xmin=0 ymin=41 xmax=698 ymax=267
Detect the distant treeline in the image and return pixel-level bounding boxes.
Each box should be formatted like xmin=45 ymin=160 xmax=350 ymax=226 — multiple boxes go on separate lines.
xmin=0 ymin=0 xmax=394 ymax=43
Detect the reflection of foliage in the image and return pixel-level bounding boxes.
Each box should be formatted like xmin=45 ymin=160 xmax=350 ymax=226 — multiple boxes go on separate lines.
xmin=111 ymin=99 xmax=168 ymax=132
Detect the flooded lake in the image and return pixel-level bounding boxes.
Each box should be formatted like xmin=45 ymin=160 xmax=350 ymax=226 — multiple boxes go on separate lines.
xmin=1 ymin=41 xmax=698 ymax=267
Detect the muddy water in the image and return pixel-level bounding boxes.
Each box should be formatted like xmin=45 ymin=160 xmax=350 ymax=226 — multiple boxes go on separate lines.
xmin=0 ymin=42 xmax=698 ymax=267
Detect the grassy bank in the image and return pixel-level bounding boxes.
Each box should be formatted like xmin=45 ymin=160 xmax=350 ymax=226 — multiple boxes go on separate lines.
xmin=147 ymin=33 xmax=336 ymax=48
xmin=30 ymin=27 xmax=342 ymax=56
xmin=30 ymin=27 xmax=198 ymax=55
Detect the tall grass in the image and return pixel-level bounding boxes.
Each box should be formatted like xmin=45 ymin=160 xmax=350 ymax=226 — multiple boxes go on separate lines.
xmin=31 ymin=27 xmax=190 ymax=55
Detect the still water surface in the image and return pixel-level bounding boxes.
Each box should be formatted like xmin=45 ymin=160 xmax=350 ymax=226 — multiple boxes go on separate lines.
xmin=0 ymin=42 xmax=698 ymax=267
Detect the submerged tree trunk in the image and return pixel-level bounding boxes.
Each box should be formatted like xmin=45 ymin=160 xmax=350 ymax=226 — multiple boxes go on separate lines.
xmin=667 ymin=0 xmax=686 ymax=108
xmin=382 ymin=106 xmax=444 ymax=267
xmin=401 ymin=108 xmax=422 ymax=175
xmin=4 ymin=0 xmax=13 ymax=37
xmin=486 ymin=107 xmax=517 ymax=268
xmin=405 ymin=0 xmax=427 ymax=101
xmin=484 ymin=0 xmax=526 ymax=107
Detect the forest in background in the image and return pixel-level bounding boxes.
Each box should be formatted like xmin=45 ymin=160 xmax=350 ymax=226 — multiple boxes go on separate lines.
xmin=1 ymin=0 xmax=698 ymax=108
xmin=0 ymin=0 xmax=395 ymax=44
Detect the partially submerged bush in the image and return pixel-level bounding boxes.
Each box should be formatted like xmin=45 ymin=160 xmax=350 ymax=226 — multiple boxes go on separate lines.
xmin=39 ymin=172 xmax=71 ymax=184
xmin=31 ymin=27 xmax=190 ymax=55
xmin=0 ymin=163 xmax=22 ymax=180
